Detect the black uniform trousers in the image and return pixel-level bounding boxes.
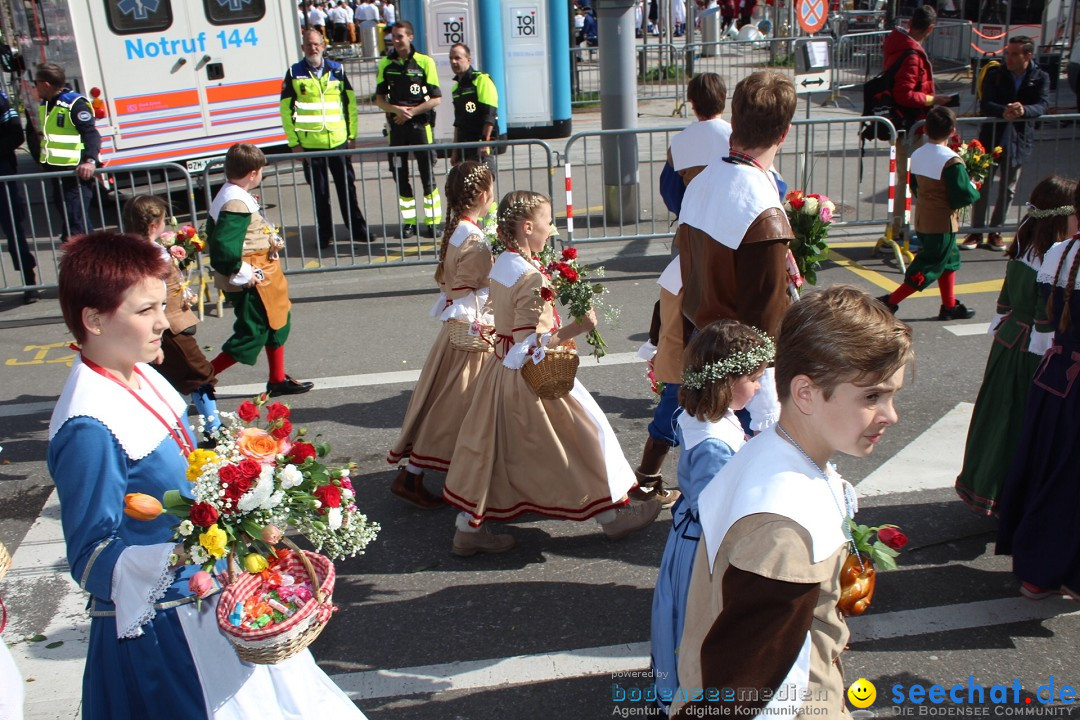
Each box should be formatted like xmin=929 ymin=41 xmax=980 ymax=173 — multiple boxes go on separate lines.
xmin=303 ymin=148 xmax=368 ymax=244
xmin=388 ymin=120 xmax=436 ymax=200
xmin=0 ymin=160 xmax=35 ymax=282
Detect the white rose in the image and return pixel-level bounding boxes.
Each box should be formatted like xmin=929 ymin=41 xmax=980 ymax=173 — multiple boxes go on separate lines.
xmin=822 ymin=199 xmax=836 ymax=214
xmin=327 ymin=507 xmax=343 ymax=531
xmin=279 ymin=464 xmax=303 ymax=489
xmin=342 ymin=488 xmax=354 ymax=500
xmin=802 ymin=197 xmax=819 ymax=215
xmin=178 ymin=520 xmax=194 ymax=537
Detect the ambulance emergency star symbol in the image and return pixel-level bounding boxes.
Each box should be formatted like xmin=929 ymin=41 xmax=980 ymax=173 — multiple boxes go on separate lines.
xmin=117 ymin=0 xmax=161 ymax=21
xmin=216 ymin=0 xmax=253 ymax=11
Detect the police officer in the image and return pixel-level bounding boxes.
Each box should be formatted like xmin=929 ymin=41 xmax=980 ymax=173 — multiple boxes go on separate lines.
xmin=375 ymin=20 xmax=442 ymax=238
xmin=281 ymin=29 xmax=369 ymax=248
xmin=0 ymin=90 xmax=37 ymax=303
xmin=35 ymin=62 xmax=100 ymax=242
xmin=448 ymin=43 xmax=498 ymax=172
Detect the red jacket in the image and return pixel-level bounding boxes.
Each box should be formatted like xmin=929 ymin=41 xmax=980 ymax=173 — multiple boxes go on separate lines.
xmin=883 ymin=27 xmax=935 ymax=116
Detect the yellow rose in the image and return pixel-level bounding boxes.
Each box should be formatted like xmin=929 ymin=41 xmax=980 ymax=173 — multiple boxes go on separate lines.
xmin=199 ymin=524 xmax=228 ymax=559
xmin=243 ymin=553 xmax=269 ymax=573
xmin=236 ymin=427 xmax=285 ymax=463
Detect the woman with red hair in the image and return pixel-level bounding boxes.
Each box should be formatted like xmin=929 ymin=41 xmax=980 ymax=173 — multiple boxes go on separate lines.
xmin=49 ymin=232 xmax=366 ymax=720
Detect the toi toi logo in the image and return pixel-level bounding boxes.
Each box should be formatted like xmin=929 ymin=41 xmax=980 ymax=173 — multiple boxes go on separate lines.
xmin=515 ymin=13 xmax=536 ymax=36
xmin=442 ymin=18 xmax=464 ymax=45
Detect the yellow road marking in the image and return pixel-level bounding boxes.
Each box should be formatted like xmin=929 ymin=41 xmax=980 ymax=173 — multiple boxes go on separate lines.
xmin=5 ymin=342 xmax=76 ymax=367
xmin=828 ymin=248 xmax=1002 ymax=296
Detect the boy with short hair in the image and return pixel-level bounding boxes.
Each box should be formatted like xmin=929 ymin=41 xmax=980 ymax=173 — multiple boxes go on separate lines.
xmin=207 ymin=143 xmax=313 ymax=397
xmin=672 ymin=285 xmax=913 ymax=718
xmin=879 ymin=105 xmax=981 ymax=320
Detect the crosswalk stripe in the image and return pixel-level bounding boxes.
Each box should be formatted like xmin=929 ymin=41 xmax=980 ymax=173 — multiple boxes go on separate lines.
xmin=945 ymin=322 xmax=991 ymax=336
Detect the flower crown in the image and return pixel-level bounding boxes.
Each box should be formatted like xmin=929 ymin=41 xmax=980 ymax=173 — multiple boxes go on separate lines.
xmin=462 ymin=164 xmax=490 ymax=191
xmin=1025 ymin=202 xmax=1075 ymax=219
xmin=681 ymin=331 xmax=776 ymax=390
xmin=499 ymin=195 xmax=546 ymax=224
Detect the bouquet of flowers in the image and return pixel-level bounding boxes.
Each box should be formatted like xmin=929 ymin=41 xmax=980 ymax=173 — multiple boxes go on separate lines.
xmin=783 ymin=190 xmax=836 ymax=288
xmin=156 ymin=217 xmax=205 ymax=273
xmin=947 ymin=135 xmax=1002 ymax=191
xmin=126 ymin=396 xmax=380 ymax=577
xmin=535 ymin=245 xmax=609 ymax=358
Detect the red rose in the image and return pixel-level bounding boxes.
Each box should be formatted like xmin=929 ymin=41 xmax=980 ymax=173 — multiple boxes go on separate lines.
xmin=288 ymin=442 xmax=317 ymax=464
xmin=265 ymin=402 xmax=290 ymax=421
xmin=877 ymin=527 xmax=908 ymax=550
xmin=561 ymin=247 xmax=578 ymax=260
xmin=236 ymin=401 xmax=259 ymax=422
xmin=182 ymin=225 xmax=197 ymax=238
xmin=270 ymin=419 xmax=293 ymax=440
xmin=313 ymin=484 xmax=342 ymax=510
xmin=189 ymin=502 xmax=219 ymax=528
xmin=789 ymin=196 xmax=805 ymax=210
xmin=224 ymin=475 xmax=253 ymax=504
xmin=237 ymin=458 xmax=262 ymax=480
xmin=969 ymin=139 xmax=985 ymax=153
xmin=562 ymin=267 xmax=579 ymax=283
xmin=539 ymin=287 xmax=555 ymax=302
xmin=218 ymin=464 xmax=242 ymax=484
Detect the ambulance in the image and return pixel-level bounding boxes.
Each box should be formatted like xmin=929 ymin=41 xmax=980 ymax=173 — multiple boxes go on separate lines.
xmin=6 ymin=0 xmax=302 ymax=171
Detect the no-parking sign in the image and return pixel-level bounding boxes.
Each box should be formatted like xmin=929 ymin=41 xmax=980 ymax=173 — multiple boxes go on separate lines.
xmin=797 ymin=0 xmax=828 ymax=34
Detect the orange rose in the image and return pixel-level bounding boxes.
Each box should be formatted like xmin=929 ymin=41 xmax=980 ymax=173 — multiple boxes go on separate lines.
xmin=236 ymin=427 xmax=285 ymax=463
xmin=123 ymin=493 xmax=163 ymax=521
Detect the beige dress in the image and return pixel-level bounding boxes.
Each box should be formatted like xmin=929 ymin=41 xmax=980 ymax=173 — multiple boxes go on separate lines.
xmin=388 ymin=220 xmax=495 ymax=471
xmin=442 ymin=251 xmax=636 ymax=525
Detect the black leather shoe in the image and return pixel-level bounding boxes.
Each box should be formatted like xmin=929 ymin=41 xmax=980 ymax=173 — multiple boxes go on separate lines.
xmin=937 ymin=302 xmax=975 ymax=321
xmin=352 ymin=224 xmax=371 ymax=243
xmin=22 ymin=289 xmax=40 ymax=305
xmin=401 ymin=225 xmax=417 ymax=239
xmin=319 ymin=237 xmax=333 ymax=250
xmin=876 ymin=294 xmax=898 ymax=314
xmin=420 ymin=224 xmax=438 ymax=238
xmin=266 ymin=375 xmax=314 ymax=397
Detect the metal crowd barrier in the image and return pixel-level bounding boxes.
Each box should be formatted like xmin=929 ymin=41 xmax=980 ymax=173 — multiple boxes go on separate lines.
xmin=684 ymin=37 xmax=802 ymax=95
xmin=0 ymin=162 xmax=198 ymax=294
xmin=901 ymin=114 xmax=1080 ymax=240
xmin=199 ymin=138 xmax=556 ymax=275
xmin=832 ymin=30 xmax=891 ymax=92
xmin=561 ymin=116 xmax=899 ymax=245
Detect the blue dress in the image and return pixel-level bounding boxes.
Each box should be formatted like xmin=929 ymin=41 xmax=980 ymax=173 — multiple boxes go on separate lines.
xmin=997 ymin=238 xmax=1080 ymax=594
xmin=650 ymin=409 xmax=745 ymax=711
xmin=48 ymin=358 xmax=367 ymax=720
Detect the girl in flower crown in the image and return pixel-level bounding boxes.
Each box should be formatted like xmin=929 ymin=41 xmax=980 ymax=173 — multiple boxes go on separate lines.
xmin=387 ymin=161 xmax=497 ymax=509
xmin=122 ymin=196 xmax=222 ymax=441
xmin=442 ymin=190 xmax=660 ymax=556
xmin=956 ymin=175 xmax=1077 ymax=517
xmin=650 ymin=319 xmax=773 ymax=713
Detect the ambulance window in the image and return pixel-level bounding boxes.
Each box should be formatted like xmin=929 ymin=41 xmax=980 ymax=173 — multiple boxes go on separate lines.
xmin=24 ymin=0 xmax=50 ymax=45
xmin=104 ymin=0 xmax=174 ymax=35
xmin=203 ymin=0 xmax=265 ymax=25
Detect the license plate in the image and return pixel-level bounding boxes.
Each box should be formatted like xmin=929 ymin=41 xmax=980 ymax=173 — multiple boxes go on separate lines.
xmin=185 ymin=156 xmax=222 ymax=173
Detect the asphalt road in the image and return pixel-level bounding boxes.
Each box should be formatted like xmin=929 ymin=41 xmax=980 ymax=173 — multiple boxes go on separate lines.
xmin=2 ymin=226 xmax=1080 ymax=719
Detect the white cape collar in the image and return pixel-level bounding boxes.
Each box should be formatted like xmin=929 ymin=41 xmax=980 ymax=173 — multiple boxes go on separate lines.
xmin=489 ymin=251 xmax=537 ymax=288
xmin=449 ymin=219 xmax=484 ymax=248
xmin=49 ymin=357 xmax=190 ymax=461
xmin=678 ymin=161 xmax=782 ymax=250
xmin=697 ymin=426 xmax=851 ymax=566
xmin=909 ymin=143 xmax=960 ymax=181
xmin=209 ymin=183 xmax=260 ymax=220
xmin=677 ymin=409 xmax=746 ymax=453
xmin=670 ymin=118 xmax=732 ymax=172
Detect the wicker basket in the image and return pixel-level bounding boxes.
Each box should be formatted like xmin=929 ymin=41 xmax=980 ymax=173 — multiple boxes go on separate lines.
xmin=216 ymin=537 xmax=336 ymax=665
xmin=448 ymin=318 xmax=494 ymax=353
xmin=521 ymin=343 xmax=580 ymax=399
xmin=0 ymin=541 xmax=10 ymax=583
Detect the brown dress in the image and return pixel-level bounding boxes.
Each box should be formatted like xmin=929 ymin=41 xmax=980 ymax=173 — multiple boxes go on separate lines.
xmin=442 ymin=251 xmax=636 ymax=525
xmin=154 ymin=246 xmax=216 ymax=395
xmin=388 ymin=221 xmax=495 ymax=471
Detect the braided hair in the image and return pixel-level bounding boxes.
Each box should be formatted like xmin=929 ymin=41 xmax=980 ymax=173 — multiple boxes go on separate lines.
xmin=1009 ymin=175 xmax=1077 ymax=262
xmin=121 ymin=195 xmax=169 ymax=240
xmin=435 ymin=161 xmax=494 ymax=285
xmin=1046 ymin=181 xmax=1080 ymax=332
xmin=496 ymin=190 xmax=549 ymax=255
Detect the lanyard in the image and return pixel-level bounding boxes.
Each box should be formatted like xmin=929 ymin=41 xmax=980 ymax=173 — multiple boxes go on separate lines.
xmin=80 ymin=355 xmax=195 ymax=457
xmin=724 ymin=150 xmax=767 ymax=173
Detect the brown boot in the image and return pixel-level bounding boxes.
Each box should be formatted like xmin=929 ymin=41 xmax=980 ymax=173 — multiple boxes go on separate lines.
xmin=629 ymin=437 xmax=681 ymax=509
xmin=390 ymin=467 xmax=444 ymax=510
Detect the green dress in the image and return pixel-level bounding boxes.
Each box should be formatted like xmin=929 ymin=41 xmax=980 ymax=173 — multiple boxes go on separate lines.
xmin=955 ymin=254 xmax=1051 ymax=515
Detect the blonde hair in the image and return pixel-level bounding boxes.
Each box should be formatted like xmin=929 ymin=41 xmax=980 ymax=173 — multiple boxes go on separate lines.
xmin=776 ymin=285 xmax=913 ymax=401
xmin=121 ymin=195 xmax=169 ymax=239
xmin=435 ymin=161 xmax=494 ymax=284
xmin=496 ymin=190 xmax=549 ymax=254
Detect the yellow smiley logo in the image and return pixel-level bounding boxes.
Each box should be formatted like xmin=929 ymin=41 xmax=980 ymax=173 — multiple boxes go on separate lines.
xmin=847 ymin=678 xmax=877 ymax=709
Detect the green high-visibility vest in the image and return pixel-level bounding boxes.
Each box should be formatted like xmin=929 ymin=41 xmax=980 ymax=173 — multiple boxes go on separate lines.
xmin=39 ymin=93 xmax=87 ymax=167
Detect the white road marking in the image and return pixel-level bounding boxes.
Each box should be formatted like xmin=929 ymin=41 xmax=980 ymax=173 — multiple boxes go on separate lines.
xmin=855 ymin=402 xmax=973 ymax=497
xmin=944 ymin=323 xmax=991 ymax=337
xmin=0 ymin=353 xmax=647 ymax=414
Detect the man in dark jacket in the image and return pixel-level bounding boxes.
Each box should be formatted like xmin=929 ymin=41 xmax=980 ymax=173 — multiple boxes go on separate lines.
xmin=0 ymin=91 xmax=37 ymax=303
xmin=882 ymin=5 xmax=956 ymax=242
xmin=964 ymin=36 xmax=1049 ymax=251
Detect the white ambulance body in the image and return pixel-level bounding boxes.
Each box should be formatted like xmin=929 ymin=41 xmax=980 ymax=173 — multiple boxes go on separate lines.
xmin=10 ymin=0 xmax=301 ymax=170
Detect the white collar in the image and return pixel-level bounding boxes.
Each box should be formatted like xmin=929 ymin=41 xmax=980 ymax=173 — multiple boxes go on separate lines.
xmin=670 ymin=117 xmax=732 ymax=172
xmin=698 ymin=426 xmax=851 ymax=566
xmin=49 ymin=357 xmax=189 ymax=461
xmin=678 ymin=160 xmax=783 ymax=250
xmin=1037 ymin=237 xmax=1080 ymax=288
xmin=677 ymin=409 xmax=746 ymax=453
xmin=489 ymin=251 xmax=537 ymax=288
xmin=209 ymin=183 xmax=260 ymax=220
xmin=909 ymin=143 xmax=960 ymax=181
xmin=449 ymin=219 xmax=484 ymax=248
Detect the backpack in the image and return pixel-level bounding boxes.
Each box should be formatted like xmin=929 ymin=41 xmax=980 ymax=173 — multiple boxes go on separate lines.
xmin=860 ymin=48 xmax=919 ymax=142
